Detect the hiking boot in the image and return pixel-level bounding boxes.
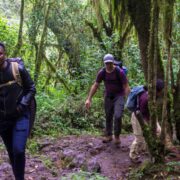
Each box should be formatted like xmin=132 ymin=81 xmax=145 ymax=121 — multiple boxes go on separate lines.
xmin=102 ymin=136 xmax=113 ymax=143
xmin=114 ymin=136 xmax=121 ymax=145
xmin=130 ymin=157 xmax=142 ymax=164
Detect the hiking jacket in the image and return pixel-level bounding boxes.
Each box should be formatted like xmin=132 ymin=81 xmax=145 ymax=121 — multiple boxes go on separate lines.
xmin=0 ymin=60 xmax=36 ymax=130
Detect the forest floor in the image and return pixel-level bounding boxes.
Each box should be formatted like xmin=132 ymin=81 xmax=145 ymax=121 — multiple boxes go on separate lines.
xmin=0 ymin=134 xmax=179 ymax=180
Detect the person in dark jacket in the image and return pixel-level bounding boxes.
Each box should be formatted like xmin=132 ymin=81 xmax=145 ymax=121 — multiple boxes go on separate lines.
xmin=0 ymin=42 xmax=36 ymax=180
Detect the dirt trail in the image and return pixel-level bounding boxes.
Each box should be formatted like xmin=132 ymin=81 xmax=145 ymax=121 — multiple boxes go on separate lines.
xmin=0 ymin=135 xmax=151 ymax=180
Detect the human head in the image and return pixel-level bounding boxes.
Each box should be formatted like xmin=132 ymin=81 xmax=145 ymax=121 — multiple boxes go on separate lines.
xmin=156 ymin=79 xmax=164 ymax=92
xmin=103 ymin=54 xmax=114 ymax=64
xmin=114 ymin=57 xmax=122 ymax=68
xmin=0 ymin=42 xmax=6 ymax=67
xmin=156 ymin=79 xmax=164 ymax=96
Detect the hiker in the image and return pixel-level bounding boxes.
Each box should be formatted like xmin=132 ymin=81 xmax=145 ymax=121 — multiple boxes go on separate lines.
xmin=129 ymin=79 xmax=164 ymax=162
xmin=85 ymin=54 xmax=130 ymax=144
xmin=0 ymin=42 xmax=36 ymax=180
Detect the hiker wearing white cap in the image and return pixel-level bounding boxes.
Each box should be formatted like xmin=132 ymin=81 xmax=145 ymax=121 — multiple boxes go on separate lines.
xmin=85 ymin=54 xmax=130 ymax=145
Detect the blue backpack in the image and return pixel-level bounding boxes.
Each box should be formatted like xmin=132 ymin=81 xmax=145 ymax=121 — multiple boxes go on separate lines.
xmin=126 ymin=85 xmax=145 ymax=112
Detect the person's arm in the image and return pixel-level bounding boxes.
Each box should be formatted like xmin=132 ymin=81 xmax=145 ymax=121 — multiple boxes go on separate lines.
xmin=123 ymin=82 xmax=130 ymax=96
xmin=17 ymin=65 xmax=36 ymax=112
xmin=85 ymin=82 xmax=99 ymax=110
xmin=120 ymin=70 xmax=130 ymax=96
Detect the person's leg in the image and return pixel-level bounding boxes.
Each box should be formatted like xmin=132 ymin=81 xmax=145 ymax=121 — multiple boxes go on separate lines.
xmin=114 ymin=96 xmax=124 ymax=143
xmin=129 ymin=113 xmax=146 ymax=161
xmin=12 ymin=112 xmax=29 ymax=180
xmin=103 ymin=96 xmax=114 ymax=142
xmin=0 ymin=127 xmax=15 ymax=173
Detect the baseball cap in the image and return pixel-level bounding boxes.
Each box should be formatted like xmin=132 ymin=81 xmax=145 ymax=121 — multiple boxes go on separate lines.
xmin=103 ymin=54 xmax=114 ymax=63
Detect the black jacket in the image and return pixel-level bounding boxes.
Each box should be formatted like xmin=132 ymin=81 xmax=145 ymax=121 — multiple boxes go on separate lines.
xmin=0 ymin=60 xmax=36 ymax=130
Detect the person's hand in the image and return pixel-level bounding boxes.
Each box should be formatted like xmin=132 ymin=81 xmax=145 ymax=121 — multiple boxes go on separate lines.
xmin=156 ymin=121 xmax=161 ymax=136
xmin=16 ymin=104 xmax=26 ymax=114
xmin=85 ymin=99 xmax=91 ymax=110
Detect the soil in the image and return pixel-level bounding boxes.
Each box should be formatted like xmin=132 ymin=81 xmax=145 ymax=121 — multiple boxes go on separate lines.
xmin=0 ymin=135 xmax=179 ymax=180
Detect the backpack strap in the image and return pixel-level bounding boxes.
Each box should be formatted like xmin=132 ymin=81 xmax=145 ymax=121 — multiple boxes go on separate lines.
xmin=115 ymin=66 xmax=121 ymax=81
xmin=0 ymin=80 xmax=17 ymax=89
xmin=0 ymin=61 xmax=21 ymax=89
xmin=11 ymin=62 xmax=22 ymax=86
xmin=136 ymin=95 xmax=140 ymax=110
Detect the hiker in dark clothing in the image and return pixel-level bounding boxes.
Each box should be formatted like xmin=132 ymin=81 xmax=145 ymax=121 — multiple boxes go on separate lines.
xmin=85 ymin=54 xmax=130 ymax=145
xmin=0 ymin=42 xmax=36 ymax=180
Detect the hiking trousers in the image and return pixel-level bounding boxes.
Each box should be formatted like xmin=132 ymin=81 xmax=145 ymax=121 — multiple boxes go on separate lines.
xmin=104 ymin=95 xmax=124 ymax=137
xmin=0 ymin=111 xmax=30 ymax=180
xmin=129 ymin=113 xmax=147 ymax=160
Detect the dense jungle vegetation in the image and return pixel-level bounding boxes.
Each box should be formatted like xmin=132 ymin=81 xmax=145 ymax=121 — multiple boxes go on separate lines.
xmin=0 ymin=0 xmax=179 ymax=179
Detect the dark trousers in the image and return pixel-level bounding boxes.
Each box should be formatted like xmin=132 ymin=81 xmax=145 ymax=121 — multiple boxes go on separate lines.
xmin=0 ymin=111 xmax=29 ymax=180
xmin=104 ymin=95 xmax=124 ymax=137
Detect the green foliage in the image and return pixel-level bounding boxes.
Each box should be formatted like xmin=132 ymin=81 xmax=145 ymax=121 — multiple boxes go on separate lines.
xmin=27 ymin=139 xmax=40 ymax=154
xmin=129 ymin=161 xmax=180 ymax=179
xmin=123 ymin=39 xmax=145 ymax=87
xmin=61 ymin=171 xmax=108 ymax=180
xmin=32 ymin=88 xmax=105 ymax=137
xmin=0 ymin=17 xmax=17 ymax=55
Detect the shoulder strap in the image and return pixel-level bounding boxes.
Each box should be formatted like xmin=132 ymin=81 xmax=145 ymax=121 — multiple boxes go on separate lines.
xmin=11 ymin=62 xmax=22 ymax=86
xmin=102 ymin=67 xmax=106 ymax=81
xmin=115 ymin=66 xmax=121 ymax=81
xmin=0 ymin=81 xmax=16 ymax=88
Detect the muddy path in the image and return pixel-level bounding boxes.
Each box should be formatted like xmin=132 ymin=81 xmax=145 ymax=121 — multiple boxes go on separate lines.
xmin=0 ymin=134 xmax=163 ymax=180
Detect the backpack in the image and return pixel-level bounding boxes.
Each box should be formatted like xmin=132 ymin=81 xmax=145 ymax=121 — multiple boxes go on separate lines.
xmin=126 ymin=85 xmax=145 ymax=112
xmin=114 ymin=60 xmax=128 ymax=76
xmin=7 ymin=58 xmax=36 ymax=136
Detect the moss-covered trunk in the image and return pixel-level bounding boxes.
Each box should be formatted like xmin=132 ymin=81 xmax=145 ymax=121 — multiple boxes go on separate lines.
xmin=127 ymin=0 xmax=164 ymax=82
xmin=12 ymin=0 xmax=24 ymax=57
xmin=147 ymin=0 xmax=165 ymax=163
xmin=174 ymin=70 xmax=180 ymax=141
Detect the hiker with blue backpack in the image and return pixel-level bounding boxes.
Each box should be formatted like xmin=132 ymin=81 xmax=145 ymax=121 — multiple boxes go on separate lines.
xmin=127 ymin=79 xmax=164 ymax=162
xmin=85 ymin=54 xmax=130 ymax=145
xmin=0 ymin=42 xmax=36 ymax=180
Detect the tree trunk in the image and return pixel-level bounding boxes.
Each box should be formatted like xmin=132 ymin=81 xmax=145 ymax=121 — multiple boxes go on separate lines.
xmin=147 ymin=0 xmax=164 ymax=163
xmin=34 ymin=3 xmax=51 ymax=84
xmin=161 ymin=0 xmax=175 ymax=146
xmin=174 ymin=69 xmax=180 ymax=141
xmin=12 ymin=0 xmax=24 ymax=57
xmin=43 ymin=54 xmax=71 ymax=93
xmin=127 ymin=0 xmax=164 ymax=82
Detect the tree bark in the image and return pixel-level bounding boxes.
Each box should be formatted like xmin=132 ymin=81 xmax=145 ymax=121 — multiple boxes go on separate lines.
xmin=12 ymin=0 xmax=24 ymax=57
xmin=147 ymin=0 xmax=165 ymax=163
xmin=127 ymin=0 xmax=164 ymax=81
xmin=43 ymin=54 xmax=71 ymax=93
xmin=174 ymin=69 xmax=180 ymax=141
xmin=34 ymin=3 xmax=51 ymax=84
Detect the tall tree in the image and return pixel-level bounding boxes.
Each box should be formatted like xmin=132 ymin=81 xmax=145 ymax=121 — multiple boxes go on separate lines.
xmin=34 ymin=2 xmax=51 ymax=84
xmin=12 ymin=0 xmax=24 ymax=57
xmin=86 ymin=0 xmax=132 ymax=59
